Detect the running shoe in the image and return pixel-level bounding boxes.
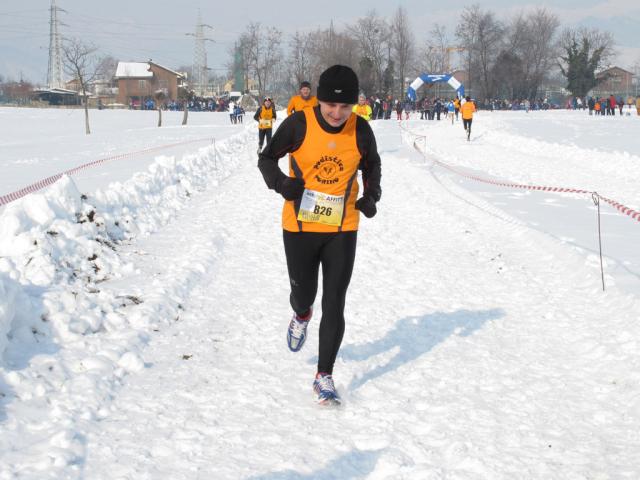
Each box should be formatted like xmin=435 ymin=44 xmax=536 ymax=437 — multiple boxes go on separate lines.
xmin=286 ymin=309 xmax=312 ymax=352
xmin=313 ymin=372 xmax=341 ymax=405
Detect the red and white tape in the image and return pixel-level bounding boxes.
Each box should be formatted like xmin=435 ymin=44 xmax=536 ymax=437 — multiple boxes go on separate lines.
xmin=400 ymin=122 xmax=640 ymax=223
xmin=0 ymin=137 xmax=215 ymax=208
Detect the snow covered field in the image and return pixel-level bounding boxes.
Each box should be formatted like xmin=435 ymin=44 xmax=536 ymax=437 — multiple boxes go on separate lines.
xmin=0 ymin=107 xmax=639 ymax=479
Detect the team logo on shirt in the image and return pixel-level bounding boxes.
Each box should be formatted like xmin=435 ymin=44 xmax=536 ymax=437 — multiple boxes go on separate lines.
xmin=313 ymin=155 xmax=344 ymax=184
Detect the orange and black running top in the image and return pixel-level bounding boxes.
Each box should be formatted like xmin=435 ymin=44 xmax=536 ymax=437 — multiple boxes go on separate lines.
xmin=461 ymin=100 xmax=476 ymax=120
xmin=283 ymin=108 xmax=360 ymax=232
xmin=286 ymin=95 xmax=318 ymax=116
xmin=254 ymin=105 xmax=276 ymax=129
xmin=258 ymin=105 xmax=381 ymax=233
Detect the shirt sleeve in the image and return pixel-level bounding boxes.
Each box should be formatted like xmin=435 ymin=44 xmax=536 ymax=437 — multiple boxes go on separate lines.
xmin=286 ymin=97 xmax=296 ymax=116
xmin=257 ymin=112 xmax=306 ymax=191
xmin=355 ymin=116 xmax=382 ymax=202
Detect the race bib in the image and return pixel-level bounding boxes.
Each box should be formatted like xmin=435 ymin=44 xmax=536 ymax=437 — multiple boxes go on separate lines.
xmin=259 ymin=119 xmax=273 ymax=128
xmin=297 ymin=189 xmax=344 ymax=226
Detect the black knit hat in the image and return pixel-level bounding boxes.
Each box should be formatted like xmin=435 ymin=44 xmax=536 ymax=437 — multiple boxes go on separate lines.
xmin=317 ymin=65 xmax=359 ymax=104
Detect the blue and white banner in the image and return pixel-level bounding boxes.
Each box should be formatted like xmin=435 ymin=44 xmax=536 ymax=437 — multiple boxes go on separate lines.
xmin=407 ymin=74 xmax=465 ymax=100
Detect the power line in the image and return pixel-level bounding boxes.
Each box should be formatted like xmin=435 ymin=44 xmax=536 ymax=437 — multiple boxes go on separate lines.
xmin=0 ymin=9 xmax=45 ymax=16
xmin=66 ymin=11 xmax=192 ymax=29
xmin=4 ymin=4 xmax=236 ymax=82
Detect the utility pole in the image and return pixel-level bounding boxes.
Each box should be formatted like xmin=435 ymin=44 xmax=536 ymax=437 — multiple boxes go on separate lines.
xmin=47 ymin=0 xmax=66 ymax=89
xmin=186 ymin=10 xmax=213 ymax=97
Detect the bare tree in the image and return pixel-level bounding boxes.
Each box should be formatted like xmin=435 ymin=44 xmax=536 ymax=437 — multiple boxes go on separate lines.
xmin=491 ymin=50 xmax=524 ymax=99
xmin=352 ymin=11 xmax=389 ymax=93
xmin=289 ymin=31 xmax=312 ymax=90
xmin=62 ymin=37 xmax=99 ymax=134
xmin=245 ymin=25 xmax=259 ymax=93
xmin=358 ymin=56 xmax=376 ymax=96
xmin=456 ymin=6 xmax=478 ymax=95
xmin=506 ymin=8 xmax=560 ymax=99
xmin=390 ymin=6 xmax=414 ymax=98
xmin=95 ymin=55 xmax=118 ymax=86
xmin=0 ymin=79 xmax=34 ymax=104
xmin=419 ymin=24 xmax=449 ymax=73
xmin=239 ymin=23 xmax=283 ymax=97
xmin=456 ymin=5 xmax=505 ymax=100
xmin=256 ymin=26 xmax=283 ymax=97
xmin=306 ymin=23 xmax=358 ymax=85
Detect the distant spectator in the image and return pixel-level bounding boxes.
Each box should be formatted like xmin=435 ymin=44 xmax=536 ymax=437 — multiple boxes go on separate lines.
xmin=228 ymin=101 xmax=236 ymax=124
xmin=352 ymin=94 xmax=372 ymax=121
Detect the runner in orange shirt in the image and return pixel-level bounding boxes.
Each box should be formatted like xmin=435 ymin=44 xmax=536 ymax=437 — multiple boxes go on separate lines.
xmin=286 ymin=81 xmax=318 ymax=116
xmin=460 ymin=96 xmax=476 ymax=141
xmin=258 ymin=65 xmax=381 ymax=405
xmin=254 ymin=97 xmax=276 ymax=154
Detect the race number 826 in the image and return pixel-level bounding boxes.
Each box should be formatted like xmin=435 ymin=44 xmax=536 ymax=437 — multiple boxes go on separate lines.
xmin=313 ymin=205 xmax=332 ymax=216
xmin=297 ymin=189 xmax=345 ymax=227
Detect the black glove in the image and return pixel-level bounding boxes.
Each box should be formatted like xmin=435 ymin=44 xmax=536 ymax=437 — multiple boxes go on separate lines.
xmin=276 ymin=176 xmax=305 ymax=201
xmin=355 ymin=194 xmax=377 ymax=218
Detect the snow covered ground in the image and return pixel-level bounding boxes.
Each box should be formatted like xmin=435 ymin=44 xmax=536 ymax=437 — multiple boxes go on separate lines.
xmin=0 ymin=107 xmax=238 ymax=196
xmin=407 ymin=110 xmax=640 ymax=294
xmin=0 ymin=107 xmax=639 ymax=479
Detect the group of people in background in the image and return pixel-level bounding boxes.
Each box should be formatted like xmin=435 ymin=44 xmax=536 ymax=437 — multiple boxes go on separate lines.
xmin=252 ymin=83 xmax=479 ymax=149
xmin=251 ymin=84 xmax=639 ymax=155
xmin=136 ymin=96 xmax=236 ymax=112
xmin=227 ymin=101 xmax=246 ymax=124
xmin=584 ymin=95 xmax=640 ymax=116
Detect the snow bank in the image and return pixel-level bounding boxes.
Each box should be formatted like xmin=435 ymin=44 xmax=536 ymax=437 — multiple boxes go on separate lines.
xmin=0 ymin=127 xmax=252 ymax=474
xmin=0 ymin=130 xmax=250 ymax=350
xmin=0 ymin=275 xmax=30 ymax=357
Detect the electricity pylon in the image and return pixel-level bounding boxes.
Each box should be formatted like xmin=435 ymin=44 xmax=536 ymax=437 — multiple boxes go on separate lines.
xmin=47 ymin=0 xmax=66 ymax=89
xmin=187 ymin=10 xmax=213 ymax=96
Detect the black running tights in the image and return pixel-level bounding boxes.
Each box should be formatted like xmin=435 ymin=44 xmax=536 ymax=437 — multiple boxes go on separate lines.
xmin=283 ymin=230 xmax=357 ymax=375
xmin=258 ymin=128 xmax=272 ymax=148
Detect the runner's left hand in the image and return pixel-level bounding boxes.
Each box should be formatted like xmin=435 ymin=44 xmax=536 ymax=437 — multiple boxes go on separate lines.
xmin=355 ymin=195 xmax=377 ymax=218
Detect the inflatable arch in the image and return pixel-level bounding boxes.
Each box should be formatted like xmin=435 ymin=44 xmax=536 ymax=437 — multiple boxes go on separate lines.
xmin=407 ymin=74 xmax=465 ymax=101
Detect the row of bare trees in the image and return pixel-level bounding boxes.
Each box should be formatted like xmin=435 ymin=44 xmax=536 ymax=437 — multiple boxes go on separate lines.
xmin=230 ymin=9 xmax=415 ymax=100
xmin=0 ymin=77 xmax=35 ymax=104
xmin=456 ymin=5 xmax=615 ymax=100
xmin=228 ymin=5 xmax=617 ymax=102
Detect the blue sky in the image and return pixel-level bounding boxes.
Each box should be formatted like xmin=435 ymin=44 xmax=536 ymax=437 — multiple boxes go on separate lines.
xmin=1 ymin=0 xmax=638 ymax=84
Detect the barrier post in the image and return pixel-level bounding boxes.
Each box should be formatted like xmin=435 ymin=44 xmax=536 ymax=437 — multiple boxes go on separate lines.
xmin=592 ymin=192 xmax=605 ymax=291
